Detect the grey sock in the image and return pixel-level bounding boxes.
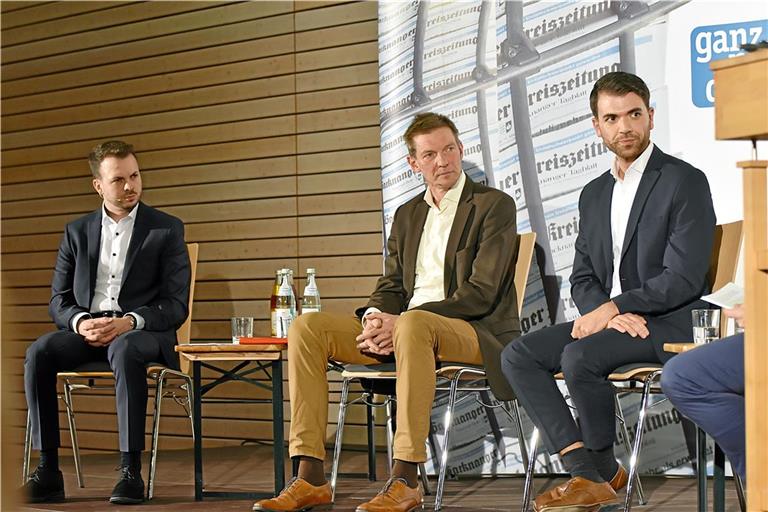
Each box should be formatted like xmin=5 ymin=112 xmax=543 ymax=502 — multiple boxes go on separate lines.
xmin=561 ymin=447 xmax=604 ymax=483
xmin=588 ymin=446 xmax=619 ymax=482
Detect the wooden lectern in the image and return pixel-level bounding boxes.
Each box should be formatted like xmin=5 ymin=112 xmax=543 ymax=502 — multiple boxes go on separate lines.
xmin=711 ymin=49 xmax=768 ymax=512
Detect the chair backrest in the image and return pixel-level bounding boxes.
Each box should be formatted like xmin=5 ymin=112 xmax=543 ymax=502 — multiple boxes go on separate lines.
xmin=514 ymin=232 xmax=537 ymax=316
xmin=177 ymin=242 xmax=199 ymax=375
xmin=708 ymin=221 xmax=742 ymax=292
xmin=706 ymin=222 xmax=742 ymax=336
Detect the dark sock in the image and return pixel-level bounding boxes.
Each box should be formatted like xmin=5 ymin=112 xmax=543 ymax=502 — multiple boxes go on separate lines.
xmin=296 ymin=456 xmax=326 ymax=486
xmin=392 ymin=460 xmax=419 ymax=488
xmin=39 ymin=449 xmax=59 ymax=472
xmin=120 ymin=451 xmax=141 ymax=471
xmin=561 ymin=447 xmax=604 ymax=483
xmin=588 ymin=446 xmax=619 ymax=482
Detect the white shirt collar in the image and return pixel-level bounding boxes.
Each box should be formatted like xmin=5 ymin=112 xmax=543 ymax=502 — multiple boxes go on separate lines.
xmin=610 ymin=141 xmax=654 ymax=182
xmin=423 ymin=172 xmax=466 ymax=210
xmin=101 ymin=202 xmax=139 ymax=226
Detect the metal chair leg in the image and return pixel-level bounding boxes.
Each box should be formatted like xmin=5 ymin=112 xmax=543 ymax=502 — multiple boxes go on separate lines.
xmin=366 ymin=399 xmax=376 ymax=481
xmin=521 ymin=427 xmax=540 ymax=512
xmin=614 ymin=392 xmax=646 ymax=505
xmin=418 ymin=462 xmax=431 ymax=496
xmin=62 ymin=381 xmax=85 ymax=488
xmin=511 ymin=399 xmax=529 ymax=470
xmin=385 ymin=397 xmax=395 ymax=475
xmin=735 ymin=472 xmax=747 ymax=512
xmin=22 ymin=410 xmax=32 ymax=483
xmin=435 ymin=372 xmax=461 ymax=511
xmin=183 ymin=376 xmax=195 ymax=441
xmin=623 ymin=370 xmax=661 ymax=512
xmin=147 ymin=373 xmax=165 ymax=500
xmin=330 ymin=377 xmax=351 ymax=501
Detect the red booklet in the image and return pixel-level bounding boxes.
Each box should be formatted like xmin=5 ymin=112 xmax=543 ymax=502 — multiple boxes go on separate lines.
xmin=237 ymin=336 xmax=287 ymax=345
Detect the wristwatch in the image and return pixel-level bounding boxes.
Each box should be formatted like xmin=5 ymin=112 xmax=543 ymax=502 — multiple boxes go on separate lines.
xmin=126 ymin=314 xmax=137 ymax=330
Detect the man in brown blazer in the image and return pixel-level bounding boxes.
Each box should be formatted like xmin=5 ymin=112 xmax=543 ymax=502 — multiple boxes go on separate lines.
xmin=253 ymin=113 xmax=520 ymax=512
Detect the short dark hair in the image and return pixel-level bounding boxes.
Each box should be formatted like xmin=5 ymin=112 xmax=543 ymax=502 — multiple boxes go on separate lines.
xmin=589 ymin=71 xmax=651 ymax=117
xmin=403 ymin=112 xmax=461 ymax=157
xmin=88 ymin=140 xmax=136 ymax=177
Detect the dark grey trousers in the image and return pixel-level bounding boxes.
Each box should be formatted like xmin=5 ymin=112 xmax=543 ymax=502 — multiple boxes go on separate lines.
xmin=501 ymin=321 xmax=661 ymax=454
xmin=25 ymin=330 xmax=163 ymax=453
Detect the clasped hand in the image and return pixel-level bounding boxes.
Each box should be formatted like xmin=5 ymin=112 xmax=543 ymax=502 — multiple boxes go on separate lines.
xmin=356 ymin=312 xmax=399 ymax=356
xmin=571 ymin=301 xmax=649 ymax=340
xmin=77 ymin=317 xmax=133 ymax=347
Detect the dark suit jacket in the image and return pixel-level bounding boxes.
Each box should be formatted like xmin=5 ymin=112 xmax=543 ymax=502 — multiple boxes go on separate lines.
xmin=357 ymin=175 xmax=520 ymax=399
xmin=49 ymin=202 xmax=191 ymax=370
xmin=570 ymin=145 xmax=716 ymax=362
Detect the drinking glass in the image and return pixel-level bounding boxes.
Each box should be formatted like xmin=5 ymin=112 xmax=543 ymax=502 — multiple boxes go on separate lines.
xmin=231 ymin=316 xmax=254 ymax=344
xmin=691 ymin=309 xmax=720 ymax=345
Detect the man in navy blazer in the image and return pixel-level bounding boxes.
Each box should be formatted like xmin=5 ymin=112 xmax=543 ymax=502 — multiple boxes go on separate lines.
xmin=23 ymin=141 xmax=191 ymax=505
xmin=501 ymin=72 xmax=716 ymax=511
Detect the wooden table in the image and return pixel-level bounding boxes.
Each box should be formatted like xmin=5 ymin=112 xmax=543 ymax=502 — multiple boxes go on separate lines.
xmin=664 ymin=342 xmax=730 ymax=512
xmin=176 ymin=342 xmax=287 ymax=501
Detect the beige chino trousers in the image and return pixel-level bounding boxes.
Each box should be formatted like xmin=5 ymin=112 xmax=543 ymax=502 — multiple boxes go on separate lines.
xmin=287 ymin=309 xmax=482 ymax=463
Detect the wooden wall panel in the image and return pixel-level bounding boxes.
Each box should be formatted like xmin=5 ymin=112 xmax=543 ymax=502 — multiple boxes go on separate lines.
xmin=1 ymin=0 xmax=383 ymax=460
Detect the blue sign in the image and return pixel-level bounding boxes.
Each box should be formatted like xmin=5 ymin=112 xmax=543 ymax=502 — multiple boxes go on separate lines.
xmin=690 ymin=19 xmax=768 ymax=108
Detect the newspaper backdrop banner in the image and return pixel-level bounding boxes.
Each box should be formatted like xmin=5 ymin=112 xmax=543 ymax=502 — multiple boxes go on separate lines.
xmin=378 ymin=0 xmax=766 ymax=477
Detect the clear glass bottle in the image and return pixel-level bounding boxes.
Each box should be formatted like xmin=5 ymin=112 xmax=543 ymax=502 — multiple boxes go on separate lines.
xmin=275 ymin=272 xmax=295 ymax=338
xmin=270 ymin=269 xmax=282 ymax=337
xmin=302 ymin=268 xmax=321 ymax=314
xmin=286 ymin=268 xmax=299 ymax=317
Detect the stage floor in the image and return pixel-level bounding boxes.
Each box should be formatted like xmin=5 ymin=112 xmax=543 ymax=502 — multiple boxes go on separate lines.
xmin=18 ymin=444 xmax=742 ymax=511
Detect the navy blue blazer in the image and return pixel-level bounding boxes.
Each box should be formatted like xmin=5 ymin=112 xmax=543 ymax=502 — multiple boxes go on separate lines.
xmin=570 ymin=145 xmax=716 ymax=362
xmin=49 ymin=202 xmax=191 ymax=370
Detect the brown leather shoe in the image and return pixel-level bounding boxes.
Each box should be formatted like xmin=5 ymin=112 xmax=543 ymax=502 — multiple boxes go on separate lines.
xmin=540 ymin=464 xmax=629 ymax=504
xmin=608 ymin=465 xmax=628 ymax=492
xmin=355 ymin=478 xmax=423 ymax=512
xmin=533 ymin=477 xmax=618 ymax=512
xmin=252 ymin=477 xmax=332 ymax=512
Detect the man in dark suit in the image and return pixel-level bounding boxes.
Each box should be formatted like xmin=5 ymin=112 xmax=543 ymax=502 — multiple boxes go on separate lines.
xmin=253 ymin=113 xmax=519 ymax=512
xmin=501 ymin=72 xmax=716 ymax=511
xmin=22 ymin=141 xmax=191 ymax=505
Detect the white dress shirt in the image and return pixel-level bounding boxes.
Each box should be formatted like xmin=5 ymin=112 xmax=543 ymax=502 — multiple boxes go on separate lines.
xmin=70 ymin=203 xmax=144 ymax=331
xmin=364 ymin=172 xmax=466 ymax=322
xmin=408 ymin=171 xmax=465 ymax=309
xmin=609 ymin=141 xmax=655 ymax=298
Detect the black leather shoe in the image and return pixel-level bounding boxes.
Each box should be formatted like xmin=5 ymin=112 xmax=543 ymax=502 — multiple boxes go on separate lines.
xmin=109 ymin=466 xmax=145 ymax=505
xmin=22 ymin=466 xmax=65 ymax=503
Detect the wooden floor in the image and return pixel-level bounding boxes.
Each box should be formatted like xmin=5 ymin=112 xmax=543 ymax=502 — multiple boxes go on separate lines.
xmin=17 ymin=445 xmax=743 ymax=511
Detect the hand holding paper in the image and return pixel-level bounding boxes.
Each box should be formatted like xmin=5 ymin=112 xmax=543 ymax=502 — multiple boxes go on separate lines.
xmin=701 ymin=282 xmax=744 ymax=309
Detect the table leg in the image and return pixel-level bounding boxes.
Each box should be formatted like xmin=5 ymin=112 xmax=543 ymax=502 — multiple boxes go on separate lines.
xmin=697 ymin=427 xmax=707 ymax=512
xmin=714 ymin=443 xmax=725 ymax=512
xmin=272 ymin=359 xmax=285 ymax=495
xmin=193 ymin=361 xmax=203 ymax=501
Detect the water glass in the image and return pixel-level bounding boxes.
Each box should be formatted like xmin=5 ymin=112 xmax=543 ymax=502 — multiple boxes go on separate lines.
xmin=231 ymin=316 xmax=254 ymax=344
xmin=691 ymin=309 xmax=720 ymax=345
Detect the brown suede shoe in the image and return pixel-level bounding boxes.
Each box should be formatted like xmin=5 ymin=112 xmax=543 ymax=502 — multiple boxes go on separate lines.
xmin=533 ymin=477 xmax=618 ymax=512
xmin=355 ymin=478 xmax=423 ymax=512
xmin=252 ymin=477 xmax=332 ymax=512
xmin=608 ymin=465 xmax=628 ymax=492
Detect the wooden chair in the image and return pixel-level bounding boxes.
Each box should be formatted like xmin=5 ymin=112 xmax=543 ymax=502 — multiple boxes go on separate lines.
xmin=22 ymin=242 xmax=199 ymax=501
xmin=329 ymin=232 xmax=537 ymax=510
xmin=520 ymin=222 xmax=743 ymax=512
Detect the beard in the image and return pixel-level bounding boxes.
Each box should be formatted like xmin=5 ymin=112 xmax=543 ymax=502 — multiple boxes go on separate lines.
xmin=605 ymin=132 xmax=650 ymax=162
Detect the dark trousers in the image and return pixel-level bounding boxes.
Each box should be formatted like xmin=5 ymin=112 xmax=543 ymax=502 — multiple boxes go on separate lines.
xmin=501 ymin=321 xmax=661 ymax=454
xmin=25 ymin=330 xmax=164 ymax=453
xmin=661 ymin=333 xmax=745 ymax=479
